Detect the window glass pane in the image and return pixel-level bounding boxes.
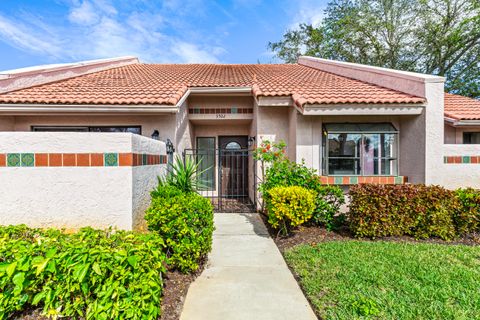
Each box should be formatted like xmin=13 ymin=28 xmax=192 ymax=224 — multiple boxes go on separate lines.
xmin=89 ymin=127 xmax=141 ymax=134
xmin=328 ymin=133 xmax=361 ymax=157
xmin=196 ymin=138 xmax=215 ymax=190
xmin=225 ymin=142 xmax=242 ymax=150
xmin=324 ymin=123 xmax=397 ymax=132
xmin=32 ymin=127 xmax=88 ymax=132
xmin=464 ymin=132 xmax=480 ymax=144
xmin=328 ymin=159 xmax=361 ymax=175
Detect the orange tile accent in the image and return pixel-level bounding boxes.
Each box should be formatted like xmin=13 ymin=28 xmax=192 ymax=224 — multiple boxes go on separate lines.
xmin=119 ymin=153 xmax=133 ymax=166
xmin=90 ymin=153 xmax=104 ymax=166
xmin=328 ymin=176 xmax=335 ymax=184
xmin=0 ymin=154 xmax=5 ymax=166
xmin=77 ymin=153 xmax=90 ymax=166
xmin=454 ymin=156 xmax=461 ymax=164
xmin=342 ymin=177 xmax=349 ymax=185
xmin=63 ymin=153 xmax=76 ymax=166
xmin=446 ymin=156 xmax=454 ymax=164
xmin=35 ymin=153 xmax=48 ymax=167
xmin=472 ymin=156 xmax=479 ymax=164
xmin=49 ymin=153 xmax=62 ymax=167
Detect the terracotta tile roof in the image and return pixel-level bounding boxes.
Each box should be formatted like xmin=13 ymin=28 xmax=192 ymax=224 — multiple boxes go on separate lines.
xmin=444 ymin=93 xmax=480 ymax=120
xmin=0 ymin=63 xmax=425 ymax=107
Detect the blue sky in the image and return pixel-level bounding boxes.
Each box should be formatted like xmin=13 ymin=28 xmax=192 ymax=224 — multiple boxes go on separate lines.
xmin=0 ymin=0 xmax=328 ymax=71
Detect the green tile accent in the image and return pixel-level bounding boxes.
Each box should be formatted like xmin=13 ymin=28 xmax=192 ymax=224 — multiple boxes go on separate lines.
xmin=142 ymin=154 xmax=147 ymax=165
xmin=444 ymin=156 xmax=448 ymax=164
xmin=21 ymin=153 xmax=35 ymax=167
xmin=104 ymin=153 xmax=118 ymax=166
xmin=462 ymin=156 xmax=471 ymax=164
xmin=395 ymin=176 xmax=404 ymax=184
xmin=7 ymin=153 xmax=20 ymax=167
xmin=349 ymin=176 xmax=358 ymax=184
xmin=334 ymin=176 xmax=343 ymax=184
xmin=231 ymin=107 xmax=238 ymax=114
xmin=194 ymin=108 xmax=200 ymax=114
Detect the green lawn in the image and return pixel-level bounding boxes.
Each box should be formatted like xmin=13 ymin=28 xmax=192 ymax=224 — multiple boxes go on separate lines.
xmin=284 ymin=241 xmax=480 ymax=320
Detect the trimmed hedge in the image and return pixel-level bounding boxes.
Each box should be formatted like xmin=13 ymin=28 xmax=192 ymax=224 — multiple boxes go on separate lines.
xmin=145 ymin=185 xmax=214 ymax=272
xmin=347 ymin=184 xmax=480 ymax=240
xmin=267 ymin=186 xmax=316 ymax=236
xmin=0 ymin=226 xmax=166 ymax=319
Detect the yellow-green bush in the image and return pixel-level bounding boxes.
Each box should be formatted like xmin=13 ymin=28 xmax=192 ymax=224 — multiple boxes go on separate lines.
xmin=267 ymin=186 xmax=316 ymax=236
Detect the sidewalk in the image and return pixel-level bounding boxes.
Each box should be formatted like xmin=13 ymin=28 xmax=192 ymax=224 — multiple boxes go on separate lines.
xmin=180 ymin=213 xmax=318 ymax=320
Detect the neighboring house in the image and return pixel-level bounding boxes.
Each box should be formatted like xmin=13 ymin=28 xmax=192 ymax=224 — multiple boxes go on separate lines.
xmin=0 ymin=56 xmax=478 ymax=212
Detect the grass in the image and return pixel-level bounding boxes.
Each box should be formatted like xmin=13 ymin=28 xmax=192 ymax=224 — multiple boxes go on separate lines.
xmin=284 ymin=241 xmax=480 ymax=320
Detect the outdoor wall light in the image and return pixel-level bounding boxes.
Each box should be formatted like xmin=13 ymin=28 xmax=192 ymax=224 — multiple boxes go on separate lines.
xmin=151 ymin=130 xmax=160 ymax=140
xmin=166 ymin=138 xmax=175 ymax=154
xmin=248 ymin=136 xmax=256 ymax=147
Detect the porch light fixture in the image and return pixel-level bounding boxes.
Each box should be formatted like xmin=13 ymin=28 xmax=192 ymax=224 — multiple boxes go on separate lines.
xmin=151 ymin=130 xmax=160 ymax=140
xmin=166 ymin=138 xmax=175 ymax=154
xmin=248 ymin=136 xmax=256 ymax=147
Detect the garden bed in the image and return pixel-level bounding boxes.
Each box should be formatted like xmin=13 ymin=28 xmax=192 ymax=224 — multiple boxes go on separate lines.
xmin=13 ymin=267 xmax=203 ymax=320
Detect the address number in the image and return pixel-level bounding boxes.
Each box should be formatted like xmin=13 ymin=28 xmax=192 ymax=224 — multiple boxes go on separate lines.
xmin=216 ymin=114 xmax=226 ymax=118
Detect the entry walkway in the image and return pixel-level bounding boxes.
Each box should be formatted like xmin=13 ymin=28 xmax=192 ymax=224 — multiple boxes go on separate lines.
xmin=180 ymin=213 xmax=318 ymax=320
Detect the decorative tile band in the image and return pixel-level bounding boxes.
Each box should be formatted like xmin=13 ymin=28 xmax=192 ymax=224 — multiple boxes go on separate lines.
xmin=444 ymin=156 xmax=480 ymax=164
xmin=189 ymin=107 xmax=253 ymax=114
xmin=319 ymin=176 xmax=407 ymax=185
xmin=0 ymin=153 xmax=167 ymax=167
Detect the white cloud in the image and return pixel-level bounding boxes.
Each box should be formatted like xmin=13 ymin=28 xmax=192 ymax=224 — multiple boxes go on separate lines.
xmin=0 ymin=0 xmax=227 ymax=64
xmin=0 ymin=15 xmax=62 ymax=57
xmin=172 ymin=42 xmax=220 ymax=63
xmin=288 ymin=0 xmax=326 ymax=29
xmin=68 ymin=1 xmax=98 ymax=25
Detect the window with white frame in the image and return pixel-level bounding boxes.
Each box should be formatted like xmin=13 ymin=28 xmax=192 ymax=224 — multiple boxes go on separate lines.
xmin=323 ymin=123 xmax=398 ymax=176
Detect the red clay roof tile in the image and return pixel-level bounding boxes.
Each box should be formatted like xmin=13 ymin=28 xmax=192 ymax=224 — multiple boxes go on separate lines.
xmin=0 ymin=63 xmax=425 ymax=107
xmin=445 ymin=93 xmax=480 ymax=120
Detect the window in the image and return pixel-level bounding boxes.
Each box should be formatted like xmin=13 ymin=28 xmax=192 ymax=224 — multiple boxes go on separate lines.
xmin=196 ymin=137 xmax=216 ymax=190
xmin=323 ymin=123 xmax=398 ymax=176
xmin=225 ymin=141 xmax=242 ymax=150
xmin=32 ymin=126 xmax=141 ymax=135
xmin=463 ymin=132 xmax=480 ymax=144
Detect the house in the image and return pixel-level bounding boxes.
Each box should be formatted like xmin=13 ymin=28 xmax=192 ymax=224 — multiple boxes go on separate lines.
xmin=0 ymin=56 xmax=478 ymax=214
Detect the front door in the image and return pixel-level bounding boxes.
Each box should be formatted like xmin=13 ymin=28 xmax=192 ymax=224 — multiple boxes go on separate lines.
xmin=219 ymin=136 xmax=248 ymax=198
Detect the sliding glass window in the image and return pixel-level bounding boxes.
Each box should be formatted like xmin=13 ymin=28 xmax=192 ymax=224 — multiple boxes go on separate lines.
xmin=323 ymin=123 xmax=398 ymax=176
xmin=196 ymin=137 xmax=216 ymax=190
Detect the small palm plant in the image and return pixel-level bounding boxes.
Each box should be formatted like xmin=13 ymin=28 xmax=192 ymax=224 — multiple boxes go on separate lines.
xmin=159 ymin=155 xmax=208 ymax=193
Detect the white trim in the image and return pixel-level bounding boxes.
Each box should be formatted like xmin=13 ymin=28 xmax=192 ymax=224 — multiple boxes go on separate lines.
xmin=302 ymin=103 xmax=425 ymax=115
xmin=175 ymin=87 xmax=252 ymax=108
xmin=298 ymin=56 xmax=445 ymax=83
xmin=0 ymin=104 xmax=178 ymax=114
xmin=256 ymin=96 xmax=292 ymax=107
xmin=445 ymin=118 xmax=480 ymax=127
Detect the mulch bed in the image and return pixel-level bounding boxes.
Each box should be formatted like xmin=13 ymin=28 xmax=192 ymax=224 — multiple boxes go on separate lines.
xmin=13 ymin=263 xmax=205 ymax=320
xmin=260 ymin=214 xmax=480 ymax=252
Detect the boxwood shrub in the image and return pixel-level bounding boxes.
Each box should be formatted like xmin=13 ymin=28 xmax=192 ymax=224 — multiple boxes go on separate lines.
xmin=347 ymin=184 xmax=480 ymax=240
xmin=267 ymin=185 xmax=316 ymax=236
xmin=0 ymin=225 xmax=166 ymax=320
xmin=145 ymin=185 xmax=214 ymax=273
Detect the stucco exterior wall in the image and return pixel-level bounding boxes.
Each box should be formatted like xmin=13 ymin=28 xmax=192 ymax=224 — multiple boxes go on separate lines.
xmin=444 ymin=123 xmax=457 ymax=144
xmin=441 ymin=144 xmax=480 ymax=189
xmin=0 ymin=116 xmax=14 ymax=130
xmin=399 ymin=114 xmax=426 ymax=183
xmin=0 ymin=132 xmax=166 ymax=230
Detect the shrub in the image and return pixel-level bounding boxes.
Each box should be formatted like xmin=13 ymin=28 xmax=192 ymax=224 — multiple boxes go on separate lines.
xmin=347 ymin=184 xmax=460 ymax=240
xmin=267 ymin=186 xmax=316 ymax=236
xmin=162 ymin=155 xmax=208 ymax=193
xmin=261 ymin=159 xmax=345 ymax=229
xmin=455 ymin=188 xmax=480 ymax=234
xmin=145 ymin=186 xmax=214 ymax=272
xmin=0 ymin=226 xmax=166 ymax=320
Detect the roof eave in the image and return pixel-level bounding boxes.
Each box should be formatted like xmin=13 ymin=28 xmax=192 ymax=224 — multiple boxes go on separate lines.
xmin=0 ymin=103 xmax=179 ymax=115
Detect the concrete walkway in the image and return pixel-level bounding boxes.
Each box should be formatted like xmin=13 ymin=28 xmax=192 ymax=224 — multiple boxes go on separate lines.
xmin=180 ymin=213 xmax=317 ymax=320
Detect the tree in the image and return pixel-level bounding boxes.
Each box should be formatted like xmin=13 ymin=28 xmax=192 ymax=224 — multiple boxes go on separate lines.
xmin=269 ymin=0 xmax=480 ymax=98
